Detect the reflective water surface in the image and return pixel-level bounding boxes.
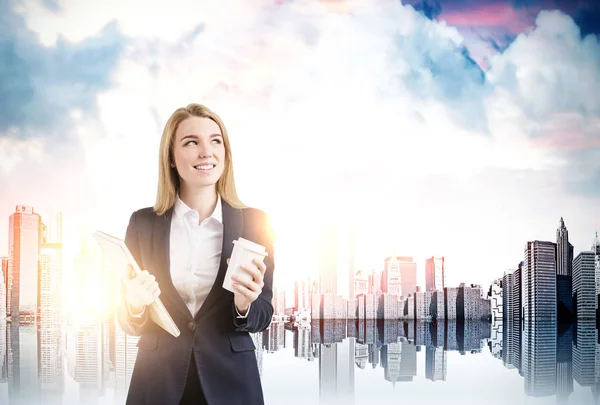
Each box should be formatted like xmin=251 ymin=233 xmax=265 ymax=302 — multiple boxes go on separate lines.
xmin=1 ymin=317 xmax=599 ymax=405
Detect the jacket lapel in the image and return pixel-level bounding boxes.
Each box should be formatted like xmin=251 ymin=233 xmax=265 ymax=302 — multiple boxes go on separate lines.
xmin=152 ymin=208 xmax=194 ymax=320
xmin=195 ymin=200 xmax=244 ymax=320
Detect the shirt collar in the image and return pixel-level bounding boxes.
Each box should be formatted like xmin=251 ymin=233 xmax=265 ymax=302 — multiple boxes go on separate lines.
xmin=174 ymin=193 xmax=223 ymax=224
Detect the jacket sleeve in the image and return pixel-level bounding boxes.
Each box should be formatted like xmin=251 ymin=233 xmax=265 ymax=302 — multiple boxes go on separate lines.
xmin=232 ymin=210 xmax=275 ymax=333
xmin=117 ymin=210 xmax=152 ymax=336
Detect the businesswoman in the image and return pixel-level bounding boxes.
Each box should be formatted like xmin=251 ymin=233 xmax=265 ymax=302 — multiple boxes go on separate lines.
xmin=116 ymin=103 xmax=275 ymax=405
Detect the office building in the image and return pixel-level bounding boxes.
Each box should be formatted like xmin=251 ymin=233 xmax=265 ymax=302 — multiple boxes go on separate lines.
xmin=8 ymin=205 xmax=43 ymax=318
xmin=556 ymin=218 xmax=574 ymax=320
xmin=573 ymin=251 xmax=596 ymax=319
xmin=523 ymin=241 xmax=556 ymax=319
xmin=425 ymin=256 xmax=445 ymax=292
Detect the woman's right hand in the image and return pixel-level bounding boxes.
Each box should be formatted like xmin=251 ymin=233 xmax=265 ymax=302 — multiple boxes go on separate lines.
xmin=124 ymin=265 xmax=161 ymax=314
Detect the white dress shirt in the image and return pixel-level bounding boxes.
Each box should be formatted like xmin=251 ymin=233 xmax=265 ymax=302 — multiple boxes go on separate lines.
xmin=170 ymin=195 xmax=224 ymax=317
xmin=128 ymin=195 xmax=250 ymax=321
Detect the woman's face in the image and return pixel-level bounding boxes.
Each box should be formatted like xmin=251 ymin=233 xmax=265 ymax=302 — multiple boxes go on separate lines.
xmin=172 ymin=116 xmax=226 ymax=192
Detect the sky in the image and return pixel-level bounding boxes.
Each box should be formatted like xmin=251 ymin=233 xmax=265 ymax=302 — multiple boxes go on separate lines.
xmin=0 ymin=0 xmax=599 ymax=293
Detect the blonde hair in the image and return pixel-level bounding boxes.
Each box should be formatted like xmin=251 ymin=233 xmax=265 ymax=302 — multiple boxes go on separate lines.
xmin=154 ymin=103 xmax=246 ymax=215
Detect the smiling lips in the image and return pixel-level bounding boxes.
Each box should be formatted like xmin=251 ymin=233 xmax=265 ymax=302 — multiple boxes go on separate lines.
xmin=194 ymin=164 xmax=216 ymax=171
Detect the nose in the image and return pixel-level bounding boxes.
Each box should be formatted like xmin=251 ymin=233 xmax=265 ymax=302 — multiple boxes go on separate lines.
xmin=197 ymin=138 xmax=213 ymax=159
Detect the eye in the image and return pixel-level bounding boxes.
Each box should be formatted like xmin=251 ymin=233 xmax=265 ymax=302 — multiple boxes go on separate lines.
xmin=184 ymin=140 xmax=198 ymax=146
xmin=211 ymin=138 xmax=222 ymax=144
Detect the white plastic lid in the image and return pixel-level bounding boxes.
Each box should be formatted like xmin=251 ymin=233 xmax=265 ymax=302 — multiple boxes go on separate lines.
xmin=233 ymin=237 xmax=267 ymax=255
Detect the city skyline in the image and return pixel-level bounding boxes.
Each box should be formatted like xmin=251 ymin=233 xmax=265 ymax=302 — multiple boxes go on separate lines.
xmin=2 ymin=199 xmax=598 ymax=292
xmin=1 ymin=203 xmax=599 ymax=319
xmin=3 ymin=203 xmax=598 ymax=315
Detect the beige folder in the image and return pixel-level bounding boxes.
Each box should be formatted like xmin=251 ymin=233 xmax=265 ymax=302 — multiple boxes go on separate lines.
xmin=92 ymin=230 xmax=181 ymax=338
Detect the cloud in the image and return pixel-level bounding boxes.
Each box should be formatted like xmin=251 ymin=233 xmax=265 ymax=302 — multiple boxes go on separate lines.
xmin=2 ymin=0 xmax=599 ymax=287
xmin=13 ymin=0 xmax=289 ymax=45
xmin=402 ymin=0 xmax=596 ymax=72
xmin=387 ymin=27 xmax=489 ymax=133
xmin=0 ymin=1 xmax=125 ymax=136
xmin=0 ymin=135 xmax=44 ymax=173
xmin=0 ymin=0 xmax=128 ymax=257
xmin=487 ymin=10 xmax=600 ymax=196
xmin=55 ymin=1 xmax=592 ymax=207
xmin=40 ymin=0 xmax=60 ymax=12
xmin=562 ymin=147 xmax=600 ymax=198
xmin=14 ymin=0 xmax=501 ymax=239
xmin=489 ymin=11 xmax=600 ymax=118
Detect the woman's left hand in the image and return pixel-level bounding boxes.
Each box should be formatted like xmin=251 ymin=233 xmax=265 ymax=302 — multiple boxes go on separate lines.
xmin=230 ymin=257 xmax=267 ymax=315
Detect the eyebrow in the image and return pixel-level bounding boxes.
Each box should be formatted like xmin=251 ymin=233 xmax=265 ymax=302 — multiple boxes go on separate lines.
xmin=180 ymin=133 xmax=223 ymax=142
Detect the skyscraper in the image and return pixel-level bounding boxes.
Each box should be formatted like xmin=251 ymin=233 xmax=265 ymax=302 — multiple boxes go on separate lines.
xmin=523 ymin=321 xmax=557 ymax=396
xmin=8 ymin=205 xmax=43 ymax=318
xmin=383 ymin=256 xmax=401 ymax=296
xmin=425 ymin=256 xmax=445 ymax=292
xmin=490 ymin=278 xmax=503 ymax=321
xmin=354 ymin=271 xmax=368 ymax=297
xmin=318 ymin=226 xmax=339 ymax=295
xmin=573 ymin=251 xmax=596 ymax=319
xmin=425 ymin=346 xmax=447 ymax=382
xmin=318 ymin=338 xmax=355 ymax=405
xmin=594 ymin=232 xmax=600 ymax=316
xmin=294 ymin=278 xmax=311 ymax=313
xmin=39 ymin=242 xmax=62 ymax=318
xmin=556 ymin=218 xmax=574 ymax=320
xmin=514 ymin=262 xmax=523 ymax=320
xmin=398 ymin=256 xmax=417 ymax=297
xmin=523 ymin=241 xmax=557 ymax=319
xmin=0 ymin=262 xmax=5 ymax=320
xmin=556 ymin=218 xmax=573 ymax=276
xmin=348 ymin=230 xmax=355 ymax=300
xmin=1 ymin=257 xmax=7 ymax=315
xmin=317 ymin=225 xmax=355 ymax=299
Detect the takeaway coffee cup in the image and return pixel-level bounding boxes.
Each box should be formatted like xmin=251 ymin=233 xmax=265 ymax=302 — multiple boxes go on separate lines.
xmin=223 ymin=237 xmax=268 ymax=294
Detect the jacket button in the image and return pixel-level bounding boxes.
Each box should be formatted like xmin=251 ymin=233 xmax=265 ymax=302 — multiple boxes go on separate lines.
xmin=188 ymin=321 xmax=196 ymax=331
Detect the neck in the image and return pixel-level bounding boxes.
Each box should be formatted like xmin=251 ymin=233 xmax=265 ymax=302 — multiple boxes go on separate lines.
xmin=178 ymin=185 xmax=218 ymax=222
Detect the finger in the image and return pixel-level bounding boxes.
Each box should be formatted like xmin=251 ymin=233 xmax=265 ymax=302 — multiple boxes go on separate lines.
xmin=149 ymin=282 xmax=160 ymax=294
xmin=139 ymin=274 xmax=155 ymax=287
xmin=240 ymin=264 xmax=261 ymax=282
xmin=233 ymin=282 xmax=257 ymax=301
xmin=243 ymin=276 xmax=264 ymax=294
xmin=252 ymin=258 xmax=267 ymax=275
xmin=142 ymin=287 xmax=155 ymax=303
xmin=134 ymin=272 xmax=149 ymax=285
xmin=127 ymin=264 xmax=136 ymax=279
xmin=226 ymin=258 xmax=230 ymax=265
xmin=232 ymin=274 xmax=258 ymax=292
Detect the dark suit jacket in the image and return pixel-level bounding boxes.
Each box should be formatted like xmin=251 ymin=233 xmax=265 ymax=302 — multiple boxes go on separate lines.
xmin=117 ymin=200 xmax=275 ymax=405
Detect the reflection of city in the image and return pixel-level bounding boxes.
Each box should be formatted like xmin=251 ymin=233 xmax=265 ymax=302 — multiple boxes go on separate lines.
xmin=0 ymin=320 xmax=265 ymax=404
xmin=281 ymin=318 xmax=600 ymax=404
xmin=3 ymin=314 xmax=600 ymax=403
xmin=282 ymin=318 xmax=491 ymax=404
xmin=490 ymin=319 xmax=600 ymax=402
